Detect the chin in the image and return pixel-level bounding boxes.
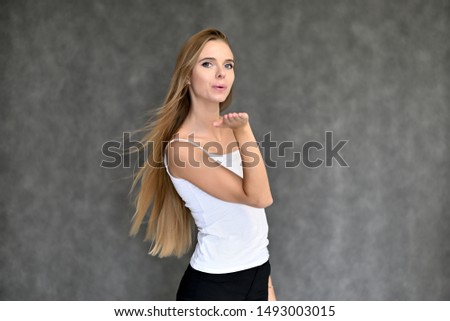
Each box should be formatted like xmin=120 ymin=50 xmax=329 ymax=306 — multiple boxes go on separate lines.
xmin=213 ymin=94 xmax=230 ymax=103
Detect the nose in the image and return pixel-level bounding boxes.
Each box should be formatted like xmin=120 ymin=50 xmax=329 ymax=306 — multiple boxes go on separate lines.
xmin=216 ymin=66 xmax=225 ymax=79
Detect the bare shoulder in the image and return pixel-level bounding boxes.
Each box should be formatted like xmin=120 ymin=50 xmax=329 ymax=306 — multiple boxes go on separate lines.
xmin=165 ymin=127 xmax=267 ymax=207
xmin=172 ymin=127 xmax=238 ymax=155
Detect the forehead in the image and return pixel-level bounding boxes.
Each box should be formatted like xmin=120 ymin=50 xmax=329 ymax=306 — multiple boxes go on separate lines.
xmin=198 ymin=40 xmax=233 ymax=60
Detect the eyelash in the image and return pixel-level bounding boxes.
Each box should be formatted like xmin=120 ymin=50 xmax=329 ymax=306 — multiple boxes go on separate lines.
xmin=201 ymin=62 xmax=234 ymax=69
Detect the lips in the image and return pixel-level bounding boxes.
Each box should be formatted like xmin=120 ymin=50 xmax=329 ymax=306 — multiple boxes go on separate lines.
xmin=212 ymin=84 xmax=227 ymax=91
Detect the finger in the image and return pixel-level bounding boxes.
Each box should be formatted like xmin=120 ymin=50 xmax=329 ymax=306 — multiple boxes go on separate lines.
xmin=226 ymin=113 xmax=236 ymax=122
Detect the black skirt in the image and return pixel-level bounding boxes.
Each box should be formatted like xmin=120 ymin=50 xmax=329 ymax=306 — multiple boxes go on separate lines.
xmin=176 ymin=260 xmax=271 ymax=301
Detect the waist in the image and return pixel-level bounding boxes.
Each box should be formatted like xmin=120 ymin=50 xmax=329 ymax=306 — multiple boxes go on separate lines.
xmin=187 ymin=259 xmax=271 ymax=278
xmin=190 ymin=239 xmax=269 ymax=274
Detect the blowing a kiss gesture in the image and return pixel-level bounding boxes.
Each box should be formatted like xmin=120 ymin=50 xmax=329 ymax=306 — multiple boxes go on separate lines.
xmin=213 ymin=112 xmax=249 ymax=129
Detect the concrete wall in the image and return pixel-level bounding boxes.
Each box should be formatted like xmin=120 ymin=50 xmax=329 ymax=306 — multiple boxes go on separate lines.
xmin=1 ymin=0 xmax=449 ymax=300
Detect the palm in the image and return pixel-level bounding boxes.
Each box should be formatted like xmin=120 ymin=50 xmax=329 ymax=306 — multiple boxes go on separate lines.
xmin=213 ymin=112 xmax=249 ymax=129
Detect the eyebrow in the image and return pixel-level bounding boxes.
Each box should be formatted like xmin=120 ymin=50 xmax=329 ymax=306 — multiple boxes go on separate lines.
xmin=199 ymin=57 xmax=234 ymax=63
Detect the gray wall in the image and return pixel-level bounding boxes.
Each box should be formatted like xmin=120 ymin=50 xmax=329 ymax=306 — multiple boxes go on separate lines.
xmin=1 ymin=0 xmax=449 ymax=300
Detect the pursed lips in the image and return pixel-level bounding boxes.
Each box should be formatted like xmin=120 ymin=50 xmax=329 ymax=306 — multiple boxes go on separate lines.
xmin=212 ymin=84 xmax=227 ymax=91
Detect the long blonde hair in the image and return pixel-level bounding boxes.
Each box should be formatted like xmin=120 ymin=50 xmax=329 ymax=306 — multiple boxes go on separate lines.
xmin=129 ymin=28 xmax=233 ymax=257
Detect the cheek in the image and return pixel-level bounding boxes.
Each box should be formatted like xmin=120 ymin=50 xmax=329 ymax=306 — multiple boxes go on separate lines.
xmin=191 ymin=70 xmax=209 ymax=87
xmin=228 ymin=72 xmax=235 ymax=85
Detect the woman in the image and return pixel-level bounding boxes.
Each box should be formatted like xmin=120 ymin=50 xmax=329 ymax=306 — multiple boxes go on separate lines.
xmin=130 ymin=28 xmax=276 ymax=301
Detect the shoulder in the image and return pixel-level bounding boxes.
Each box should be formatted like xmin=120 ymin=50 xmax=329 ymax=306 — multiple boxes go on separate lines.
xmin=173 ymin=128 xmax=238 ymax=154
xmin=165 ymin=138 xmax=221 ymax=180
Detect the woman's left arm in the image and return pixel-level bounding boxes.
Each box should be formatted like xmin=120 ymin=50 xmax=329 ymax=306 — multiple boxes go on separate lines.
xmin=268 ymin=276 xmax=277 ymax=301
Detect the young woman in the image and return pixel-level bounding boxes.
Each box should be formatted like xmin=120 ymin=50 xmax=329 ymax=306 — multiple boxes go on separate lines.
xmin=130 ymin=28 xmax=276 ymax=301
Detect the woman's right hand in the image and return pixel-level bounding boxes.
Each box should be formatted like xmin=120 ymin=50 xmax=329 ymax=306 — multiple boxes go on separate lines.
xmin=213 ymin=112 xmax=249 ymax=130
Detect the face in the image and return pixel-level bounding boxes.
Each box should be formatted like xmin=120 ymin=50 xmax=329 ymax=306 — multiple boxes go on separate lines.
xmin=189 ymin=40 xmax=235 ymax=106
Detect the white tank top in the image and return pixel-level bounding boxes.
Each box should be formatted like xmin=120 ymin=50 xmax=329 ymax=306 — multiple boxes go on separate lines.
xmin=163 ymin=138 xmax=269 ymax=274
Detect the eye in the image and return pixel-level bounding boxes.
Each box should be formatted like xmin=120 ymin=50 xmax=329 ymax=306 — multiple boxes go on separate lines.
xmin=201 ymin=61 xmax=213 ymax=68
xmin=224 ymin=63 xmax=234 ymax=70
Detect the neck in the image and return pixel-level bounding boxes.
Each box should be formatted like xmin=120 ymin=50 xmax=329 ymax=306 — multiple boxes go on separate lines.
xmin=184 ymin=100 xmax=222 ymax=140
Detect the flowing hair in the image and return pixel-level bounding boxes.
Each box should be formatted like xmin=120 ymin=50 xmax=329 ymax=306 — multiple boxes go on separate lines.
xmin=129 ymin=28 xmax=233 ymax=257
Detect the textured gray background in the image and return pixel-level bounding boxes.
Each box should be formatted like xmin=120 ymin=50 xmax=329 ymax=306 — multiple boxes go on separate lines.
xmin=1 ymin=0 xmax=449 ymax=300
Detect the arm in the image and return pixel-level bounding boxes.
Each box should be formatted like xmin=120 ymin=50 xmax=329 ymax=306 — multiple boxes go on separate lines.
xmin=268 ymin=275 xmax=277 ymax=301
xmin=167 ymin=112 xmax=273 ymax=208
xmin=231 ymin=116 xmax=273 ymax=207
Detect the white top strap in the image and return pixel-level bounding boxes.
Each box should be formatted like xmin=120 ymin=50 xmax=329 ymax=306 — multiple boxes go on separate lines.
xmin=165 ymin=138 xmax=209 ymax=153
xmin=163 ymin=138 xmax=212 ymax=172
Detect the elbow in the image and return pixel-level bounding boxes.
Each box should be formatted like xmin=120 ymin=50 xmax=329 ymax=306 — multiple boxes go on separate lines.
xmin=251 ymin=195 xmax=273 ymax=208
